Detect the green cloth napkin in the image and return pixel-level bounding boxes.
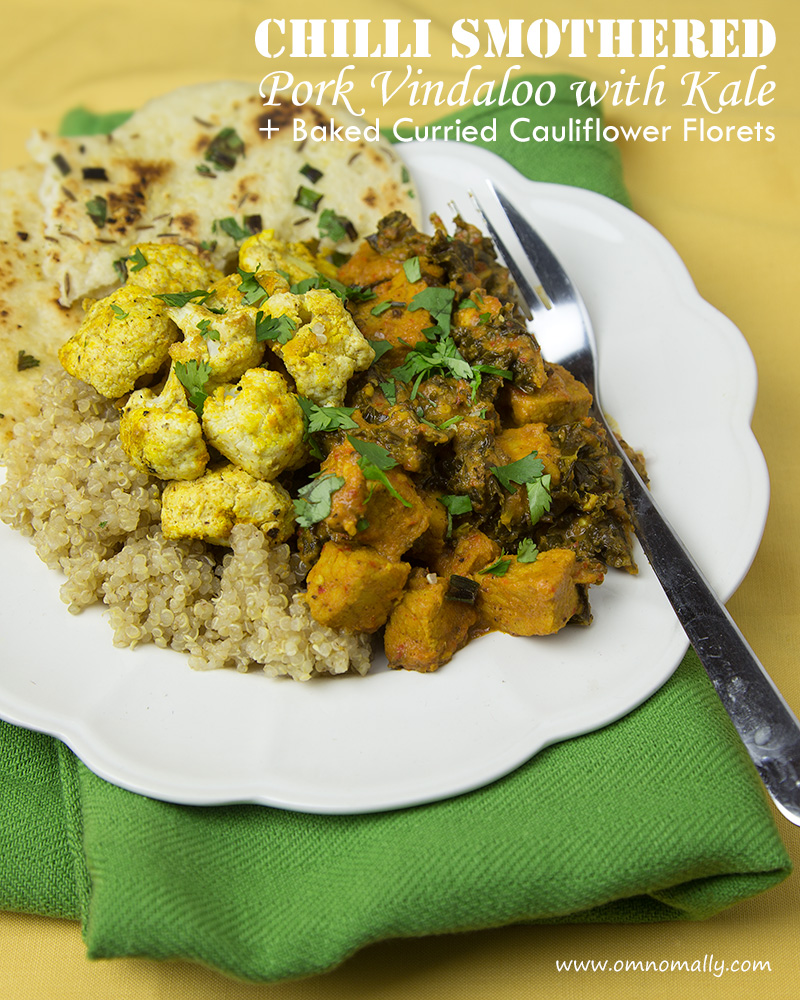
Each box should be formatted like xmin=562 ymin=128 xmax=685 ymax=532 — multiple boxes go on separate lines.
xmin=0 ymin=76 xmax=791 ymax=983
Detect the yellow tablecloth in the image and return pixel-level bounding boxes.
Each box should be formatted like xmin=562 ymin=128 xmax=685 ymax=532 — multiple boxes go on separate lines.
xmin=2 ymin=1 xmax=799 ymax=997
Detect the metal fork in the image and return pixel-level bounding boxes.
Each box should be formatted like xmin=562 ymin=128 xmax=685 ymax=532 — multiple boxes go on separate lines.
xmin=474 ymin=180 xmax=800 ymax=826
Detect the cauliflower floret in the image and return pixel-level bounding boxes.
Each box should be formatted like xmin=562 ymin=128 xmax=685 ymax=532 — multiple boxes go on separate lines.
xmin=259 ymin=288 xmax=375 ymax=406
xmin=161 ymin=464 xmax=295 ymax=546
xmin=238 ymin=229 xmax=337 ymax=284
xmin=119 ymin=365 xmax=209 ymax=480
xmin=59 ymin=284 xmax=178 ymax=397
xmin=168 ymin=273 xmax=265 ymax=386
xmin=202 ymin=368 xmax=306 ymax=481
xmin=124 ymin=243 xmax=223 ymax=294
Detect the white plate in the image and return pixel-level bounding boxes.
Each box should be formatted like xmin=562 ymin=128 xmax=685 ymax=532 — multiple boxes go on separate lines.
xmin=0 ymin=143 xmax=768 ymax=814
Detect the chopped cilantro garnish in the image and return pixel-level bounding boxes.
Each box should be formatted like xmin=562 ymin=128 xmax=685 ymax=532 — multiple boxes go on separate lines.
xmin=255 ymin=312 xmax=296 ymax=344
xmin=490 ymin=452 xmax=552 ymax=525
xmin=237 ymin=266 xmax=269 ymax=307
xmin=402 ymin=256 xmax=422 ymax=283
xmin=110 ymin=303 xmax=129 ymax=319
xmin=526 ymin=474 xmax=552 ymax=525
xmin=438 ymin=415 xmax=463 ymax=429
xmin=197 ymin=318 xmax=220 ymax=341
xmin=293 ymin=475 xmax=345 ymax=528
xmin=294 ymin=186 xmax=323 ymax=212
xmin=438 ymin=494 xmax=472 ymax=536
xmin=368 ymin=340 xmax=394 ymax=364
xmin=289 ymin=272 xmax=374 ymax=303
xmin=297 ymin=398 xmax=358 ymax=435
xmin=85 ymin=195 xmax=107 ymax=228
xmin=154 ymin=289 xmax=213 ymax=308
xmin=214 ymin=216 xmax=251 ymax=241
xmin=401 ymin=166 xmax=410 ymax=184
xmin=346 ymin=435 xmax=412 ymax=507
xmin=407 ymin=287 xmax=456 ymax=335
xmin=174 ymin=359 xmax=212 ymax=413
xmin=379 ymin=379 xmax=397 ymax=405
xmin=128 ymin=247 xmax=148 ymax=272
xmin=204 ymin=127 xmax=245 ymax=172
xmin=478 ymin=557 xmax=513 ymax=577
xmin=370 ymin=300 xmax=393 ymax=317
xmin=17 ymin=350 xmax=40 ymax=371
xmin=391 ymin=335 xmax=472 ymax=396
xmin=517 ymin=538 xmax=539 ymax=563
xmin=318 ymin=208 xmax=356 ymax=243
xmin=490 ymin=452 xmax=545 ymax=492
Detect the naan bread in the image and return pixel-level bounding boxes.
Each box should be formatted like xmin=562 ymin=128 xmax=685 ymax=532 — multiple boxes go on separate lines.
xmin=28 ymin=81 xmax=418 ymax=306
xmin=0 ymin=164 xmax=82 ymax=453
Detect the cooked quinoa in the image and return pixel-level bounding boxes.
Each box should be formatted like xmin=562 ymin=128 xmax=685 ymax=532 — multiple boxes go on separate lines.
xmin=0 ymin=369 xmax=371 ymax=680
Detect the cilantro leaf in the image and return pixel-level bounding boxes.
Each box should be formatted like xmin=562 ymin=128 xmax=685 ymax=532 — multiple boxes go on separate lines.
xmin=128 ymin=247 xmax=148 ymax=272
xmin=490 ymin=452 xmax=552 ymax=526
xmin=402 ymin=256 xmax=422 ymax=283
xmin=490 ymin=452 xmax=545 ymax=492
xmin=526 ymin=474 xmax=552 ymax=525
xmin=289 ymin=272 xmax=374 ymax=303
xmin=197 ymin=318 xmax=220 ymax=341
xmin=368 ymin=339 xmax=394 ymax=364
xmin=297 ymin=398 xmax=358 ymax=435
xmin=293 ymin=475 xmax=345 ymax=528
xmin=438 ymin=494 xmax=473 ymax=536
xmin=479 ymin=557 xmax=513 ymax=577
xmin=380 ymin=380 xmax=397 ymax=405
xmin=517 ymin=538 xmax=539 ymax=563
xmin=391 ymin=335 xmax=472 ymax=396
xmin=318 ymin=208 xmax=356 ymax=243
xmin=346 ymin=435 xmax=412 ymax=508
xmin=154 ymin=289 xmax=213 ymax=308
xmin=110 ymin=304 xmax=129 ymax=319
xmin=255 ymin=312 xmax=296 ymax=344
xmin=237 ymin=266 xmax=269 ymax=307
xmin=407 ymin=287 xmax=456 ymax=334
xmin=214 ymin=216 xmax=251 ymax=241
xmin=174 ymin=360 xmax=212 ymax=413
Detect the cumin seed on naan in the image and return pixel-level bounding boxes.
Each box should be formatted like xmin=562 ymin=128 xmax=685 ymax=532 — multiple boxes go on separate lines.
xmin=27 ymin=80 xmax=419 ymax=307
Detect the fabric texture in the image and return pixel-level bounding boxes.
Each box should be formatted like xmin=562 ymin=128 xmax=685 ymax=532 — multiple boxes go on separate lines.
xmin=0 ymin=75 xmax=791 ymax=983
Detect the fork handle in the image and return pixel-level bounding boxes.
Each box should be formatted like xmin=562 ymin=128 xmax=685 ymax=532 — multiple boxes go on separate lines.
xmin=612 ymin=441 xmax=800 ymax=824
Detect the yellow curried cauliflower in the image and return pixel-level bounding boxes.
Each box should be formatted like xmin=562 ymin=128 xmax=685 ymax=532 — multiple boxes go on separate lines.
xmin=124 ymin=243 xmax=223 ymax=294
xmin=168 ymin=273 xmax=265 ymax=386
xmin=238 ymin=230 xmax=337 ymax=284
xmin=59 ymin=284 xmax=178 ymax=398
xmin=202 ymin=368 xmax=306 ymax=481
xmin=259 ymin=288 xmax=374 ymax=406
xmin=161 ymin=464 xmax=295 ymax=546
xmin=119 ymin=365 xmax=209 ymax=481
